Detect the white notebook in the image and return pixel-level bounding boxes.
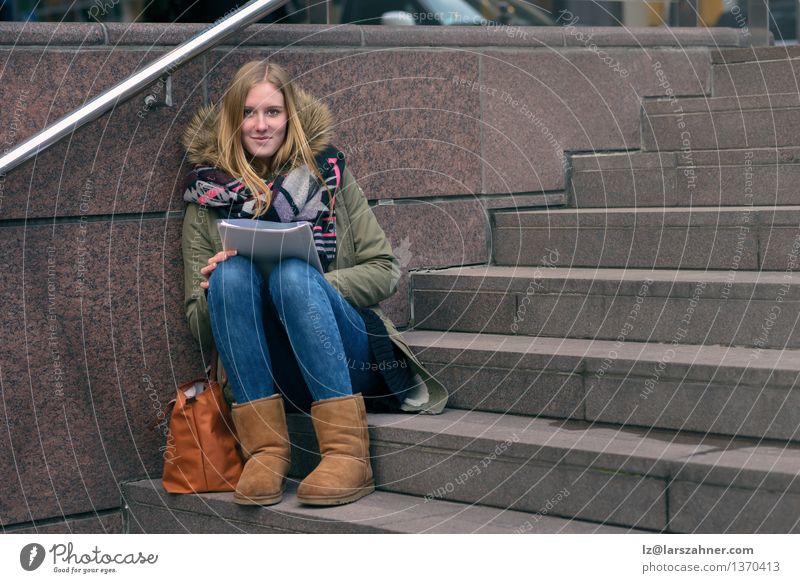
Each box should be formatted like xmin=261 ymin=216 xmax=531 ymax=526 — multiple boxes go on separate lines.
xmin=217 ymin=218 xmax=324 ymax=276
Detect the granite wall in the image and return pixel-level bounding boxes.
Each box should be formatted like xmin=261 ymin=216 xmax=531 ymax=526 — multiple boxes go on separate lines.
xmin=0 ymin=21 xmax=747 ymax=532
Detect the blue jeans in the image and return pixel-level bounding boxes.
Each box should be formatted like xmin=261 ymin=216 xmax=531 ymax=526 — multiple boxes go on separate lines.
xmin=207 ymin=255 xmax=384 ymax=405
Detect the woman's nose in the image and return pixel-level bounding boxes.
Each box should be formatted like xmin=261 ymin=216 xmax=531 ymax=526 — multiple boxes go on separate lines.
xmin=255 ymin=114 xmax=269 ymax=130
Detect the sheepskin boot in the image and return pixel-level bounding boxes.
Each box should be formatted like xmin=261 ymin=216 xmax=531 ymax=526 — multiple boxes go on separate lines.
xmin=297 ymin=393 xmax=375 ymax=505
xmin=230 ymin=393 xmax=291 ymax=506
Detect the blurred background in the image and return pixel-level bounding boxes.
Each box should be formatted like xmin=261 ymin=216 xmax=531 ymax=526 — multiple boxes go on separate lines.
xmin=0 ymin=1 xmax=796 ymax=42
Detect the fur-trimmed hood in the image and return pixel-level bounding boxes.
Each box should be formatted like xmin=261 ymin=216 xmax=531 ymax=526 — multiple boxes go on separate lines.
xmin=180 ymin=86 xmax=334 ymax=168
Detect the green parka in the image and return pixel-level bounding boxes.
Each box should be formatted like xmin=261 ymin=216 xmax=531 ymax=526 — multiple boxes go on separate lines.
xmin=180 ymin=89 xmax=448 ymax=414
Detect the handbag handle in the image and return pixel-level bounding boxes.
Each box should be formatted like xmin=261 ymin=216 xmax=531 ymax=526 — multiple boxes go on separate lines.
xmin=209 ymin=345 xmax=228 ymax=385
xmin=147 ymin=398 xmax=175 ymax=431
xmin=209 ymin=345 xmax=219 ymax=381
xmin=146 ymin=346 xmax=226 ymax=431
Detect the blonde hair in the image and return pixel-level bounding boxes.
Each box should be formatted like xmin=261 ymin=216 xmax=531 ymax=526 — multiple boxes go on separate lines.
xmin=215 ymin=61 xmax=322 ymax=217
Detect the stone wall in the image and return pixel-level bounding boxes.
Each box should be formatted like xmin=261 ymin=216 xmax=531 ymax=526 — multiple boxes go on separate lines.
xmin=0 ymin=21 xmax=747 ymax=532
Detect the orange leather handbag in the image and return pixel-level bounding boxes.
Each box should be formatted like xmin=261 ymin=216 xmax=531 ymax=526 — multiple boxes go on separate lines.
xmin=161 ymin=349 xmax=244 ymax=494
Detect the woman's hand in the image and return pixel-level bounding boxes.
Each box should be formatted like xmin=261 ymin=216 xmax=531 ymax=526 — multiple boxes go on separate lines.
xmin=199 ymin=249 xmax=237 ymax=289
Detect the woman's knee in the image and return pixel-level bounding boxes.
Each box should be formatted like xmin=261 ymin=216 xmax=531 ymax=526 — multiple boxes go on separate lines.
xmin=208 ymin=255 xmax=262 ymax=297
xmin=268 ymin=258 xmax=317 ymax=301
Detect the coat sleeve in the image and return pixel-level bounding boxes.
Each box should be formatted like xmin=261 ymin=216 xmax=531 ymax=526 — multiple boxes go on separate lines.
xmin=323 ymin=169 xmax=401 ymax=307
xmin=182 ymin=203 xmax=216 ymax=353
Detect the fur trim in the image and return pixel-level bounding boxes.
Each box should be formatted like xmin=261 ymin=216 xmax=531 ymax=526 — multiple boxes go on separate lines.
xmin=180 ymin=87 xmax=334 ymax=168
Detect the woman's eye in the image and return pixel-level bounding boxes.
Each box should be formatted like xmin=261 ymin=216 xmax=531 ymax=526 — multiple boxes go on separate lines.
xmin=243 ymin=109 xmax=254 ymax=117
xmin=268 ymin=109 xmax=279 ymax=116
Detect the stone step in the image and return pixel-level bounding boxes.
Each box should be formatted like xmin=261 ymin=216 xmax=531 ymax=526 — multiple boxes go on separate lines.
xmin=641 ymin=94 xmax=800 ymax=151
xmin=285 ymin=409 xmax=799 ymax=533
xmin=403 ymin=330 xmax=800 ymax=442
xmin=492 ymin=205 xmax=800 ymax=271
xmin=410 ymin=266 xmax=800 ymax=349
xmin=122 ymin=479 xmax=624 ymax=533
xmin=712 ymin=46 xmax=800 ymax=97
xmin=568 ymin=148 xmax=800 ymax=207
xmin=711 ymin=46 xmax=800 ymax=66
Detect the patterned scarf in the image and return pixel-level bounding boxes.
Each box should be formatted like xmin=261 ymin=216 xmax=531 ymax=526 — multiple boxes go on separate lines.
xmin=183 ymin=145 xmax=344 ymax=270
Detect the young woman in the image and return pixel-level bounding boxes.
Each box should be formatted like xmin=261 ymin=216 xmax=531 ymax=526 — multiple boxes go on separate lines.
xmin=180 ymin=61 xmax=448 ymax=507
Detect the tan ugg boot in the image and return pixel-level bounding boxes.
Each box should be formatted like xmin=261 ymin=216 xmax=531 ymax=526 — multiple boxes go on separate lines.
xmin=297 ymin=393 xmax=375 ymax=505
xmin=230 ymin=394 xmax=291 ymax=506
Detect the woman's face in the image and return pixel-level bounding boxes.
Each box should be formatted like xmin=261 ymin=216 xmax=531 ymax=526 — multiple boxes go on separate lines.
xmin=240 ymin=82 xmax=288 ymax=162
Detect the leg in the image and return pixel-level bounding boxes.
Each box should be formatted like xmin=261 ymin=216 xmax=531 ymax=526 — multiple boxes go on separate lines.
xmin=207 ymin=255 xmax=274 ymax=404
xmin=207 ymin=255 xmax=290 ymax=506
xmin=269 ymin=259 xmax=375 ymax=505
xmin=268 ymin=258 xmax=382 ymax=401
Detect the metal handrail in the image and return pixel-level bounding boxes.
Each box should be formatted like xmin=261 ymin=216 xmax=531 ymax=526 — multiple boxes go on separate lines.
xmin=0 ymin=0 xmax=289 ymax=176
xmin=0 ymin=0 xmax=770 ymax=178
